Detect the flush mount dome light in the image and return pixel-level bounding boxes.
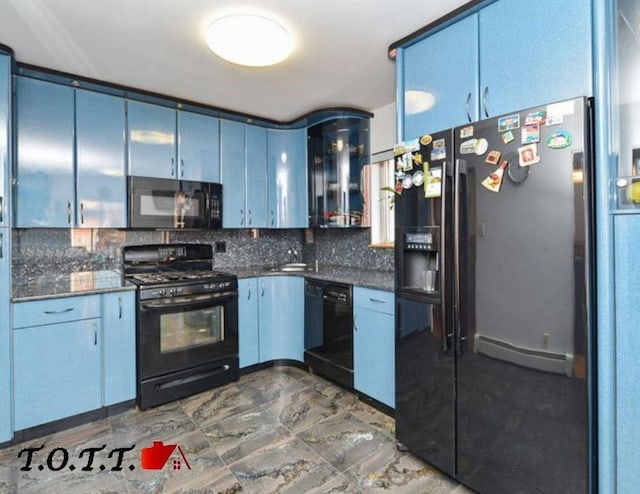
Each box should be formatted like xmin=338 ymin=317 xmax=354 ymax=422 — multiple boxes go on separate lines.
xmin=205 ymin=14 xmax=293 ymax=67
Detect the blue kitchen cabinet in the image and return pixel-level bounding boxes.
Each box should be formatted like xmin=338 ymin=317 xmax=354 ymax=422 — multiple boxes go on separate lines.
xmin=177 ymin=110 xmax=220 ymax=182
xmin=353 ymin=287 xmax=395 ymax=408
xmin=76 ymin=90 xmax=127 ymax=228
xmin=15 ymin=78 xmax=75 ymax=227
xmin=267 ymin=129 xmax=308 ymax=228
xmin=102 ymin=291 xmax=136 ymax=406
xmin=245 ymin=125 xmax=268 ymax=227
xmin=614 ymin=215 xmax=640 ymax=492
xmin=238 ymin=278 xmax=260 ymax=368
xmin=13 ymin=318 xmax=102 ymax=430
xmin=0 ymin=229 xmax=10 ymax=442
xmin=220 ymin=120 xmax=246 ymax=227
xmin=258 ymin=276 xmax=304 ymax=362
xmin=478 ymin=0 xmax=592 ymax=118
xmin=402 ymin=14 xmax=479 ymax=139
xmin=0 ymin=54 xmax=9 ymax=228
xmin=127 ymin=100 xmax=177 ymax=179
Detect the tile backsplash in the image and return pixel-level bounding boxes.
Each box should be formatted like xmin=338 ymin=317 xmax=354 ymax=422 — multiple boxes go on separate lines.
xmin=12 ymin=227 xmax=393 ymax=279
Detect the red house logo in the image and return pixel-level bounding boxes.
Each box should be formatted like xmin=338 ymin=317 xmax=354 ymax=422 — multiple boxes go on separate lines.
xmin=140 ymin=441 xmax=191 ymax=471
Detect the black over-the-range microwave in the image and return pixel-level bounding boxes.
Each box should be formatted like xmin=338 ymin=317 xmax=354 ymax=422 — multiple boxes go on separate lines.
xmin=128 ymin=176 xmax=222 ymax=229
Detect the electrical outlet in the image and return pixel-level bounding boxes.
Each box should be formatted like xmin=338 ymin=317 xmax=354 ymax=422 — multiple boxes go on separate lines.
xmin=542 ymin=332 xmax=550 ymax=349
xmin=215 ymin=241 xmax=226 ymax=253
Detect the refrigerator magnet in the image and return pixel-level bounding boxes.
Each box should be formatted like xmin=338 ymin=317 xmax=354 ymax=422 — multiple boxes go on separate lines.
xmin=485 ymin=150 xmax=502 ymax=165
xmin=412 ymin=170 xmax=425 ymax=187
xmin=402 ymin=175 xmax=414 ymax=189
xmin=460 ymin=125 xmax=474 ymax=138
xmin=431 ymin=147 xmax=446 ymax=161
xmin=521 ymin=123 xmax=541 ymax=144
xmin=501 ymin=130 xmax=515 ymax=144
xmin=525 ymin=111 xmax=546 ymax=125
xmin=546 ymin=130 xmax=572 ymax=149
xmin=420 ymin=134 xmax=433 ymax=146
xmin=474 ymin=138 xmax=489 ymax=156
xmin=517 ymin=143 xmax=541 ymax=166
xmin=424 ymin=167 xmax=443 ymax=198
xmin=412 ymin=152 xmax=424 ymax=165
xmin=498 ymin=114 xmax=520 ymax=132
xmin=401 ymin=153 xmax=414 ymax=171
xmin=460 ymin=139 xmax=478 ymax=155
xmin=481 ymin=161 xmax=507 ymax=192
xmin=545 ymin=114 xmax=564 ymax=126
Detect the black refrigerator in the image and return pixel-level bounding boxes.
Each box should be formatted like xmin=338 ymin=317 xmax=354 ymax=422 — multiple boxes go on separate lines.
xmin=394 ymin=97 xmax=595 ymax=494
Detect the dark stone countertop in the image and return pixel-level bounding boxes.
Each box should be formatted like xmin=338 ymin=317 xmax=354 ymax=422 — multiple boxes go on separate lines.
xmin=229 ymin=265 xmax=395 ymax=292
xmin=12 ymin=270 xmax=136 ymax=302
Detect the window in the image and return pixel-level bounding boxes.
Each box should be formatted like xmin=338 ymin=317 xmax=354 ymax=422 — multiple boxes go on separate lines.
xmin=369 ymin=152 xmax=395 ymax=247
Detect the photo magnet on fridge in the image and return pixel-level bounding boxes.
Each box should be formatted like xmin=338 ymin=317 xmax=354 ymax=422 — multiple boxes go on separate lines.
xmin=518 ymin=143 xmax=541 ymax=166
xmin=460 ymin=125 xmax=474 ymax=138
xmin=521 ymin=123 xmax=541 ymax=144
xmin=498 ymin=114 xmax=520 ymax=132
xmin=501 ymin=130 xmax=515 ymax=144
xmin=525 ymin=111 xmax=546 ymax=125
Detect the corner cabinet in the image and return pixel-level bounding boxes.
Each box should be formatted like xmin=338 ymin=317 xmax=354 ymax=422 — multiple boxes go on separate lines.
xmin=220 ymin=121 xmax=268 ymax=228
xmin=15 ymin=78 xmax=128 ymax=228
xmin=267 ymin=129 xmax=308 ymax=228
xmin=353 ymin=287 xmax=395 ymax=408
xmin=128 ymin=100 xmax=220 ymax=182
xmin=399 ymin=0 xmax=592 ymax=138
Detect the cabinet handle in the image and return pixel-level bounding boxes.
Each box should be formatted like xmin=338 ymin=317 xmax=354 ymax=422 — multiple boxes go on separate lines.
xmin=118 ymin=296 xmax=123 ymax=319
xmin=0 ymin=196 xmax=3 ymax=223
xmin=248 ymin=209 xmax=252 ymax=226
xmin=482 ymin=86 xmax=490 ymax=118
xmin=80 ymin=203 xmax=85 ymax=225
xmin=0 ymin=232 xmax=3 ymax=259
xmin=465 ymin=93 xmax=472 ymax=122
xmin=67 ymin=202 xmax=72 ymax=224
xmin=271 ymin=210 xmax=275 ymax=226
xmin=247 ymin=284 xmax=251 ymax=300
xmin=93 ymin=322 xmax=98 ymax=346
xmin=369 ymin=297 xmax=386 ymax=304
xmin=261 ymin=281 xmax=265 ymax=297
xmin=180 ymin=159 xmax=184 ymax=177
xmin=240 ymin=209 xmax=244 ymax=226
xmin=44 ymin=307 xmax=74 ymax=315
xmin=171 ymin=158 xmax=175 ymax=177
xmin=354 ymin=312 xmax=359 ymax=332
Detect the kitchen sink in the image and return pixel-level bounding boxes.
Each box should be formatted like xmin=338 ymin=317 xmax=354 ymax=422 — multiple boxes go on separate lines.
xmin=265 ymin=263 xmax=313 ymax=273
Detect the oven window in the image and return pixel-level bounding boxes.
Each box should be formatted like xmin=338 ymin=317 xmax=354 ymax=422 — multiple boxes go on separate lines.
xmin=160 ymin=306 xmax=224 ymax=353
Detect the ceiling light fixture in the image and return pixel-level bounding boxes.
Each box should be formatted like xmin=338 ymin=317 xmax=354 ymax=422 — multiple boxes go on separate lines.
xmin=205 ymin=14 xmax=293 ymax=67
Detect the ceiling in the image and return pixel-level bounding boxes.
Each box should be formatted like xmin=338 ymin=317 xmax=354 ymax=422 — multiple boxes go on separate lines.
xmin=0 ymin=0 xmax=470 ymax=122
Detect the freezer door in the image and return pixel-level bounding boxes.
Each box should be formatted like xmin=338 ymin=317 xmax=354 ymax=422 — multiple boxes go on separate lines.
xmin=395 ymin=295 xmax=455 ymax=477
xmin=454 ymin=98 xmax=592 ymax=494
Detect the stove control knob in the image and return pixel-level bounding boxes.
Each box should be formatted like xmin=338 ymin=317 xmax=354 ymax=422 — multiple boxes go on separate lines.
xmin=168 ymin=288 xmax=176 ymax=296
xmin=174 ymin=287 xmax=183 ymax=295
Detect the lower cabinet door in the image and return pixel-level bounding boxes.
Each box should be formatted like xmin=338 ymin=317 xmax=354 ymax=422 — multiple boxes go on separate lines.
xmin=14 ymin=319 xmax=102 ymax=430
xmin=238 ymin=278 xmax=260 ymax=368
xmin=102 ymin=291 xmax=136 ymax=406
xmin=354 ymin=308 xmax=395 ymax=408
xmin=258 ymin=276 xmax=304 ymax=362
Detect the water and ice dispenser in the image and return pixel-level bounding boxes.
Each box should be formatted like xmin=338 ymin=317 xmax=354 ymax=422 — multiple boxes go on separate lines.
xmin=399 ymin=227 xmax=440 ymax=295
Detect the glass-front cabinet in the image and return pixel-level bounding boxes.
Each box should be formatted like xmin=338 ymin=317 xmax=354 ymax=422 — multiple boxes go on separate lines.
xmin=307 ymin=117 xmax=370 ymax=227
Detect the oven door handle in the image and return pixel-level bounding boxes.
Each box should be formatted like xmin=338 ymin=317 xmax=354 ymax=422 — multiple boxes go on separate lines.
xmin=140 ymin=291 xmax=237 ymax=310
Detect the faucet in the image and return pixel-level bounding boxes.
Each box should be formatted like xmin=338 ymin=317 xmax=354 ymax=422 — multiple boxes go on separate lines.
xmin=286 ymin=246 xmax=299 ymax=263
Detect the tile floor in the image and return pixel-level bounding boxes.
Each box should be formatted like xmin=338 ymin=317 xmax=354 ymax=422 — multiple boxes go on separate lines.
xmin=0 ymin=366 xmax=471 ymax=493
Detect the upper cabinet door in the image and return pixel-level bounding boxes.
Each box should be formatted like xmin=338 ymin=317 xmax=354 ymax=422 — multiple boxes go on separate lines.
xmin=0 ymin=55 xmax=9 ymax=228
xmin=479 ymin=0 xmax=592 ymax=117
xmin=245 ymin=125 xmax=268 ymax=228
xmin=16 ymin=78 xmax=75 ymax=227
xmin=127 ymin=101 xmax=176 ymax=179
xmin=76 ymin=90 xmax=127 ymax=228
xmin=267 ymin=129 xmax=308 ymax=228
xmin=402 ymin=14 xmax=479 ymax=139
xmin=220 ymin=120 xmax=246 ymax=228
xmin=177 ymin=111 xmax=220 ymax=183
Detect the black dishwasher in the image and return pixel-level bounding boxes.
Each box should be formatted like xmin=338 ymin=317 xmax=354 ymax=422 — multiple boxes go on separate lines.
xmin=304 ymin=279 xmax=353 ymax=389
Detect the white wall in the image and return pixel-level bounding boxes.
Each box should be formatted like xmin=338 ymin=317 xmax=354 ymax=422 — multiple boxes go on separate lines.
xmin=370 ymin=101 xmax=397 ymax=156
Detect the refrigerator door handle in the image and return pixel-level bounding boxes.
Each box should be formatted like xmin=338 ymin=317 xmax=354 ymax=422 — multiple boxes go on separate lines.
xmin=454 ymin=159 xmax=465 ymax=354
xmin=440 ymin=159 xmax=450 ymax=353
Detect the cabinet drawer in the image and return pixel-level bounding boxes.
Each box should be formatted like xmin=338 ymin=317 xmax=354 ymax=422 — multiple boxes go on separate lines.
xmin=13 ymin=294 xmax=101 ymax=328
xmin=353 ymin=287 xmax=394 ymax=315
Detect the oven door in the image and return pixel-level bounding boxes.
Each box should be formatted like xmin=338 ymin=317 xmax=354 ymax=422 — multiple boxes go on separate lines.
xmin=138 ymin=290 xmax=238 ymax=380
xmin=129 ymin=176 xmax=222 ymax=229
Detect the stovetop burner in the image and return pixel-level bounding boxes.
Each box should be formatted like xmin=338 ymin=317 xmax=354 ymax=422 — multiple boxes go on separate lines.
xmin=127 ymin=269 xmax=231 ymax=285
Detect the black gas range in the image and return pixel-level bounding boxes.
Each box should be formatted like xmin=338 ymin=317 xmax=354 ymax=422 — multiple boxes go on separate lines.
xmin=123 ymin=244 xmax=239 ymax=409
